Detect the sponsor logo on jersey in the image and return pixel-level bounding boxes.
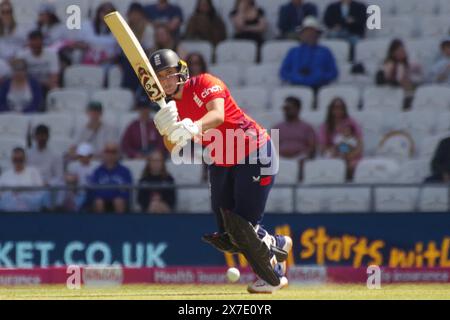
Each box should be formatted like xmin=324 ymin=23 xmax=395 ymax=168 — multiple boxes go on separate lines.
xmin=193 ymin=93 xmax=204 ymax=108
xmin=201 ymin=85 xmax=223 ymax=99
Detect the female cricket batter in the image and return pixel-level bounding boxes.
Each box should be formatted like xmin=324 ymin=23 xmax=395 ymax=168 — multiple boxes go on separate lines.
xmin=149 ymin=49 xmax=292 ymax=293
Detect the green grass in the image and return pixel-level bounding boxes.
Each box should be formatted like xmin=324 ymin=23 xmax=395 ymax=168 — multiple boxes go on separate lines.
xmin=1 ymin=284 xmax=450 ymax=300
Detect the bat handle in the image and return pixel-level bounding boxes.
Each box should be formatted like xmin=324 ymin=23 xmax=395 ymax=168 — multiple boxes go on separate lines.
xmin=156 ymin=99 xmax=167 ymax=109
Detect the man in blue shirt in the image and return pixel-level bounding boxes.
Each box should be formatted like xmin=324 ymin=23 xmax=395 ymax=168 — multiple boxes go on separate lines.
xmin=280 ymin=16 xmax=338 ymax=90
xmin=144 ymin=0 xmax=183 ymax=37
xmin=278 ymin=0 xmax=318 ymax=39
xmin=89 ymin=142 xmax=133 ymax=213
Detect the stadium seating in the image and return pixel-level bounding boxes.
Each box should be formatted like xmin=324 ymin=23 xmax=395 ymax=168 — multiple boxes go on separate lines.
xmin=0 ymin=113 xmax=31 ymax=140
xmin=395 ymin=159 xmax=431 ymax=184
xmin=64 ymin=65 xmax=105 ymax=91
xmin=91 ymin=88 xmax=134 ymax=114
xmin=352 ymin=111 xmax=385 ymax=155
xmin=275 ymin=159 xmax=300 ymax=185
xmin=354 ymin=158 xmax=400 ymax=184
xmin=244 ymin=63 xmax=281 ymax=88
xmin=107 ymin=65 xmax=123 ymax=88
xmin=46 ymin=89 xmax=89 ymax=114
xmin=265 ymin=187 xmax=294 ymax=213
xmin=412 ymin=85 xmax=450 ymax=111
xmin=271 ymin=86 xmax=314 ymax=111
xmin=261 ymin=40 xmax=297 ymax=64
xmin=30 ymin=113 xmax=74 ymax=139
xmin=317 ymin=85 xmax=360 ymax=112
xmin=418 ymin=186 xmax=449 ymax=212
xmin=177 ymin=187 xmax=211 ymax=213
xmin=354 ymin=39 xmax=391 ymax=66
xmin=321 ymin=39 xmax=350 ymax=65
xmin=375 ymin=187 xmax=420 ymax=212
xmin=327 ymin=187 xmax=372 ymax=213
xmin=209 ymin=64 xmax=241 ymax=87
xmin=0 ymin=137 xmax=26 ymax=172
xmin=122 ymin=159 xmax=146 ymax=184
xmin=394 ymin=0 xmax=438 ymax=15
xmin=48 ymin=137 xmax=74 ymax=155
xmin=230 ymin=87 xmax=269 ymax=114
xmin=362 ymin=86 xmax=404 ymax=112
xmin=296 ymin=187 xmax=326 ymax=213
xmin=165 ymin=162 xmax=203 ymax=185
xmin=375 ymin=130 xmax=416 ymax=162
xmin=303 ymin=159 xmax=346 ymax=185
xmin=216 ymin=40 xmax=257 ymax=65
xmin=180 ymin=41 xmax=214 ymax=64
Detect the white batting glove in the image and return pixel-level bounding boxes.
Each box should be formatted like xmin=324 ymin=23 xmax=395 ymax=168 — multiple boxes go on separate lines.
xmin=168 ymin=118 xmax=200 ymax=147
xmin=153 ymin=100 xmax=179 ymax=136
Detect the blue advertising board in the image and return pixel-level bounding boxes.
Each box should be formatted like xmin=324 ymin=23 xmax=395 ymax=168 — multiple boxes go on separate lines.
xmin=0 ymin=212 xmax=449 ymax=268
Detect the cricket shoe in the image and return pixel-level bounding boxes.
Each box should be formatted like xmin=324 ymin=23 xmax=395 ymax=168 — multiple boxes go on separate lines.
xmin=247 ymin=276 xmax=289 ymax=294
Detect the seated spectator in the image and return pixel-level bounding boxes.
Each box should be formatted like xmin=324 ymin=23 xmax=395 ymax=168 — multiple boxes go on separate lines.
xmin=127 ymin=2 xmax=154 ymax=50
xmin=323 ymin=0 xmax=367 ymax=45
xmin=36 ymin=3 xmax=67 ymax=47
xmin=278 ymin=0 xmax=318 ymax=39
xmin=280 ymin=16 xmax=338 ymax=91
xmin=89 ymin=142 xmax=133 ymax=214
xmin=425 ymin=136 xmax=450 ymax=183
xmin=0 ymin=0 xmax=27 ymax=60
xmin=144 ymin=0 xmax=183 ymax=37
xmin=273 ymin=97 xmax=316 ymax=160
xmin=138 ymin=150 xmax=176 ymax=213
xmin=230 ymin=0 xmax=268 ymax=47
xmin=429 ymin=37 xmax=450 ymax=85
xmin=0 ymin=147 xmax=45 ymax=212
xmin=72 ymin=101 xmax=118 ymax=159
xmin=66 ymin=143 xmax=100 ymax=186
xmin=51 ymin=173 xmax=87 ymax=212
xmin=318 ymin=97 xmax=363 ymax=180
xmin=121 ymin=95 xmax=166 ymax=159
xmin=17 ymin=30 xmax=59 ymax=95
xmin=0 ymin=57 xmax=11 ymax=82
xmin=27 ymin=124 xmax=63 ymax=186
xmin=0 ymin=58 xmax=42 ymax=113
xmin=149 ymin=24 xmax=187 ymax=57
xmin=186 ymin=52 xmax=208 ymax=76
xmin=184 ymin=0 xmax=227 ymax=46
xmin=376 ymin=39 xmax=423 ymax=109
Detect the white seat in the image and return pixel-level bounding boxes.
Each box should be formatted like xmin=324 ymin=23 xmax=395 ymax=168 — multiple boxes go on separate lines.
xmin=295 ymin=187 xmax=326 ymax=213
xmin=394 ymin=0 xmax=438 ymax=15
xmin=251 ymin=110 xmax=283 ymax=130
xmin=352 ymin=111 xmax=384 ymax=155
xmin=337 ymin=62 xmax=373 ymax=87
xmin=320 ymin=39 xmax=350 ymax=65
xmin=209 ymin=64 xmax=241 ymax=87
xmin=0 ymin=137 xmax=26 ymax=172
xmin=368 ymin=16 xmax=416 ymax=38
xmin=376 ymin=131 xmax=416 ymax=162
xmin=368 ymin=0 xmax=396 ymax=16
xmin=30 ymin=113 xmax=74 ymax=139
xmin=265 ymin=187 xmax=294 ymax=213
xmin=174 ymin=0 xmax=197 ymax=21
xmin=74 ymin=113 xmax=118 ymax=136
xmin=64 ymin=65 xmax=104 ymax=90
xmin=419 ymin=134 xmax=449 ymax=159
xmin=436 ymin=112 xmax=450 ymax=134
xmin=405 ymin=38 xmax=441 ymax=68
xmin=91 ymin=89 xmax=134 ymax=113
xmin=303 ymin=159 xmax=346 ymax=185
xmin=230 ymin=87 xmax=268 ymax=114
xmin=375 ymin=187 xmax=420 ymax=212
xmin=317 ymin=85 xmax=360 ymax=112
xmin=438 ymin=0 xmax=450 ymax=14
xmin=48 ymin=137 xmax=74 ymax=155
xmin=46 ymin=89 xmax=89 ymax=113
xmin=0 ymin=113 xmax=31 ymax=139
xmin=216 ymin=40 xmax=257 ymax=64
xmin=362 ymin=86 xmax=404 ymax=112
xmin=327 ymin=187 xmax=371 ymax=213
xmin=275 ymin=159 xmax=299 ymax=184
xmin=419 ymin=186 xmax=449 ymax=212
xmin=393 ymin=112 xmax=436 ymax=141
xmin=355 ymin=39 xmax=391 ymax=65
xmin=302 ymin=111 xmax=326 ymax=130
xmin=122 ymin=159 xmax=146 ymax=183
xmin=354 ymin=158 xmax=400 ymax=184
xmin=10 ymin=0 xmax=40 ymax=24
xmin=271 ymin=86 xmax=314 ymax=111
xmin=107 ymin=65 xmax=123 ymax=88
xmin=417 ymin=17 xmax=448 ymax=39
xmin=244 ymin=63 xmax=281 ymax=87
xmin=261 ymin=40 xmax=297 ymax=64
xmin=179 ymin=40 xmax=214 ymax=64
xmin=165 ymin=161 xmax=203 ymax=185
xmin=177 ymin=187 xmax=211 ymax=213
xmin=412 ymin=85 xmax=450 ymax=111
xmin=395 ymin=159 xmax=430 ymax=183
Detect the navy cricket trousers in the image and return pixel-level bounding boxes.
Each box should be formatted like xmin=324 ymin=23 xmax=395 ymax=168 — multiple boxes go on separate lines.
xmin=208 ymin=140 xmax=278 ymax=231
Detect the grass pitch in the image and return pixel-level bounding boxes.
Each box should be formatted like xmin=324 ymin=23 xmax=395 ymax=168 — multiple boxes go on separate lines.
xmin=1 ymin=284 xmax=449 ymax=300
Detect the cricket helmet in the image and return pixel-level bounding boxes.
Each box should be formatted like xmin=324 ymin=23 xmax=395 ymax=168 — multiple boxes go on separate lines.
xmin=149 ymin=49 xmax=189 ymax=83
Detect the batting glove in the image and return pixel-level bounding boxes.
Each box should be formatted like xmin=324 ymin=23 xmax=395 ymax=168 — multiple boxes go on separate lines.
xmin=168 ymin=118 xmax=200 ymax=147
xmin=153 ymin=100 xmax=179 ymax=136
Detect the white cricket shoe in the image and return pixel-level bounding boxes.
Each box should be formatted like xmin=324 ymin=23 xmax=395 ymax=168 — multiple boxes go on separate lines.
xmin=247 ymin=276 xmax=289 ymax=294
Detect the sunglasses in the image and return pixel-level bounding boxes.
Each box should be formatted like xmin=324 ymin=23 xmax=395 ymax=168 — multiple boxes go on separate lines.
xmin=12 ymin=158 xmax=25 ymax=163
xmin=104 ymin=149 xmax=118 ymax=154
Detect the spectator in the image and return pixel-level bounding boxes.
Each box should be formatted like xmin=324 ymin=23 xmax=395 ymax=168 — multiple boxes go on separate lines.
xmin=425 ymin=137 xmax=450 ymax=183
xmin=89 ymin=142 xmax=133 ymax=214
xmin=72 ymin=101 xmax=118 ymax=159
xmin=0 ymin=57 xmax=11 ymax=82
xmin=323 ymin=0 xmax=367 ymax=45
xmin=278 ymin=0 xmax=318 ymax=39
xmin=121 ymin=95 xmax=166 ymax=159
xmin=144 ymin=0 xmax=183 ymax=37
xmin=429 ymin=37 xmax=450 ymax=85
xmin=0 ymin=147 xmax=45 ymax=212
xmin=376 ymin=39 xmax=423 ymax=109
xmin=230 ymin=0 xmax=268 ymax=47
xmin=0 ymin=0 xmax=27 ymax=60
xmin=186 ymin=52 xmax=208 ymax=76
xmin=51 ymin=173 xmax=87 ymax=212
xmin=149 ymin=24 xmax=186 ymax=57
xmin=318 ymin=97 xmax=362 ymax=180
xmin=184 ymin=0 xmax=227 ymax=46
xmin=67 ymin=143 xmax=100 ymax=186
xmin=138 ymin=150 xmax=176 ymax=213
xmin=0 ymin=58 xmax=42 ymax=113
xmin=127 ymin=2 xmax=154 ymax=50
xmin=36 ymin=3 xmax=67 ymax=47
xmin=27 ymin=124 xmax=63 ymax=186
xmin=17 ymin=30 xmax=59 ymax=94
xmin=273 ymin=97 xmax=316 ymax=160
xmin=280 ymin=16 xmax=338 ymax=90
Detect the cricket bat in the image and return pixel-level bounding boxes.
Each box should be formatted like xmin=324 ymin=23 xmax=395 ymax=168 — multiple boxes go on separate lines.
xmin=104 ymin=11 xmax=167 ymax=109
